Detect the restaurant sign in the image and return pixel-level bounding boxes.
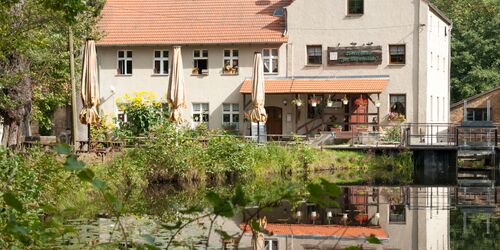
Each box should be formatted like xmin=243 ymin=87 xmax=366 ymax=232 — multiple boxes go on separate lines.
xmin=327 ymin=46 xmax=382 ymax=66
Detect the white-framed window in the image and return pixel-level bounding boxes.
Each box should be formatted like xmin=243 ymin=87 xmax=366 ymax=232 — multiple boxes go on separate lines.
xmin=117 ymin=110 xmax=127 ymax=123
xmin=117 ymin=50 xmax=132 ymax=75
xmin=222 ymin=103 xmax=240 ymax=130
xmin=389 ymin=44 xmax=406 ymax=64
xmin=307 ymin=45 xmax=322 ymax=65
xmin=264 ymin=239 xmax=278 ymax=250
xmin=153 ymin=50 xmax=169 ymax=75
xmin=222 ymin=49 xmax=239 ymax=74
xmin=192 ymin=103 xmax=209 ymax=125
xmin=193 ymin=49 xmax=209 ymax=75
xmin=437 ymin=96 xmax=440 ymax=122
xmin=430 ymin=52 xmax=433 ymax=68
xmin=430 ymin=95 xmax=433 ymax=122
xmin=437 ymin=55 xmax=440 ymax=71
xmin=347 ymin=0 xmax=364 ymax=15
xmin=263 ymin=48 xmax=279 ymax=74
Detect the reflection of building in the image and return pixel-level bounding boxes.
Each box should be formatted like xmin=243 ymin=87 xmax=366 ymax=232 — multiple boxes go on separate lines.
xmin=238 ymin=186 xmax=452 ymax=250
xmin=95 ymin=0 xmax=451 ymax=136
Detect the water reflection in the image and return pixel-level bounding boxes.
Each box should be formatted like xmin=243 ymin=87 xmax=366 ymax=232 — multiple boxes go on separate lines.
xmin=243 ymin=186 xmax=498 ymax=250
xmin=59 ymin=185 xmax=499 ymax=249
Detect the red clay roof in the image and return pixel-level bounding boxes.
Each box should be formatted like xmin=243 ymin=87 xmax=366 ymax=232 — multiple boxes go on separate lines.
xmin=240 ymin=78 xmax=389 ymax=94
xmin=97 ymin=0 xmax=292 ymax=46
xmin=241 ymin=223 xmax=389 ymax=239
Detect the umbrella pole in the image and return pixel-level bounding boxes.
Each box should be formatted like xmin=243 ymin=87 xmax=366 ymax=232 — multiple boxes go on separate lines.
xmin=257 ymin=121 xmax=260 ymax=143
xmin=87 ymin=124 xmax=91 ymax=152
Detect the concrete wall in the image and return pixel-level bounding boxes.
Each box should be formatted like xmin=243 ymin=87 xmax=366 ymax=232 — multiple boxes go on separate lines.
xmin=97 ymin=44 xmax=286 ymax=131
xmin=426 ymin=8 xmax=451 ymax=124
xmin=286 ymin=0 xmax=422 ymax=124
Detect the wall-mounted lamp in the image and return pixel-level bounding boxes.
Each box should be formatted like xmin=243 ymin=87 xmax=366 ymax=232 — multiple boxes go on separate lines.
xmin=375 ymin=101 xmax=381 ymax=108
xmin=282 ymin=99 xmax=288 ymax=106
xmin=110 ymin=85 xmax=116 ymax=94
xmin=296 ymin=211 xmax=302 ymax=218
xmin=342 ymin=95 xmax=349 ymax=105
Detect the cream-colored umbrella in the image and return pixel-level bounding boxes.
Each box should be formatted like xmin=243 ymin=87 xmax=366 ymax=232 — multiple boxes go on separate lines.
xmin=167 ymin=46 xmax=186 ymax=124
xmin=79 ymin=40 xmax=100 ymax=126
xmin=247 ymin=52 xmax=267 ymax=141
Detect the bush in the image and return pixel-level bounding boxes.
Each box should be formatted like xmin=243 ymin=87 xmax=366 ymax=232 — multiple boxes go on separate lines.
xmin=115 ymin=91 xmax=169 ymax=136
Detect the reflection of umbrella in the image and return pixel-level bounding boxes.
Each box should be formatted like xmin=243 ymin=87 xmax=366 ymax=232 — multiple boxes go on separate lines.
xmin=167 ymin=46 xmax=186 ymax=124
xmin=79 ymin=40 xmax=100 ymax=148
xmin=247 ymin=52 xmax=267 ymax=142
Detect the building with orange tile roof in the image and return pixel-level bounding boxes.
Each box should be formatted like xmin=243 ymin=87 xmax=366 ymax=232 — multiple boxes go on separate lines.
xmin=95 ymin=0 xmax=451 ymax=137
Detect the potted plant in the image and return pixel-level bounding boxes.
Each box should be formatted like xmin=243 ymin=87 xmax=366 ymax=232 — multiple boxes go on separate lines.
xmin=330 ymin=123 xmax=342 ymax=133
xmin=308 ymin=97 xmax=321 ymax=107
xmin=354 ymin=97 xmax=368 ymax=106
xmin=387 ymin=112 xmax=406 ymax=122
xmin=192 ymin=67 xmax=199 ymax=74
xmin=291 ymin=98 xmax=304 ymax=107
xmin=354 ymin=124 xmax=368 ymax=132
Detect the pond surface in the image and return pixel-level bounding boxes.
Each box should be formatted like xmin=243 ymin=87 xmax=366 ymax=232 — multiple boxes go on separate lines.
xmin=57 ymin=183 xmax=499 ymax=250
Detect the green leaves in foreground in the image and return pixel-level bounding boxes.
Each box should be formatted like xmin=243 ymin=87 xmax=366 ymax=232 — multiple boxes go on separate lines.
xmin=206 ymin=184 xmax=249 ymax=218
xmin=3 ymin=192 xmax=24 ymax=213
xmin=307 ymin=178 xmax=341 ymax=208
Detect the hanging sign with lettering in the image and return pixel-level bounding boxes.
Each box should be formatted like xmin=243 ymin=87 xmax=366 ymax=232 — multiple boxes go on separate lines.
xmin=327 ymin=46 xmax=382 ymax=66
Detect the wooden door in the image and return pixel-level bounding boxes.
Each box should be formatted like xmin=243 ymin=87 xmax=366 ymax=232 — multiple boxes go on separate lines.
xmin=266 ymin=106 xmax=283 ymax=135
xmin=350 ymin=96 xmax=368 ymax=125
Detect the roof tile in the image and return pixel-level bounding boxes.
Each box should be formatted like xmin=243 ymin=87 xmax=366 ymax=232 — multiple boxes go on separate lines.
xmin=97 ymin=0 xmax=292 ymax=45
xmin=240 ymin=78 xmax=389 ymax=94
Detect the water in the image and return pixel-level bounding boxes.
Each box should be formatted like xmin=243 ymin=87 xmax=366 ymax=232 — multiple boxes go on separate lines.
xmin=56 ymin=185 xmax=499 ymax=250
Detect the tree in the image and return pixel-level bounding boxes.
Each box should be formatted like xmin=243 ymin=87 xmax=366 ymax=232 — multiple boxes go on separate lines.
xmin=0 ymin=0 xmax=102 ymax=147
xmin=431 ymin=0 xmax=500 ymax=103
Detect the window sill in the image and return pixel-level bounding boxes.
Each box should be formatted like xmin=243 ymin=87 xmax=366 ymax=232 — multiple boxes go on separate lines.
xmin=305 ymin=64 xmax=322 ymax=67
xmin=221 ymin=73 xmax=239 ymax=76
xmin=264 ymin=73 xmax=279 ymax=75
xmin=388 ymin=63 xmax=406 ymax=66
xmin=346 ymin=13 xmax=364 ymax=17
xmin=151 ymin=74 xmax=169 ymax=77
xmin=191 ymin=73 xmax=209 ymax=76
xmin=115 ymin=74 xmax=133 ymax=77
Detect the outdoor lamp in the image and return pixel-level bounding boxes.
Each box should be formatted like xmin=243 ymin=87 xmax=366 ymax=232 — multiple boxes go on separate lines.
xmin=110 ymin=85 xmax=116 ymax=94
xmin=311 ymin=211 xmax=317 ymax=218
xmin=296 ymin=211 xmax=302 ymax=218
xmin=327 ymin=211 xmax=332 ymax=218
xmin=343 ymin=213 xmax=348 ymax=220
xmin=375 ymin=212 xmax=380 ymax=219
xmin=282 ymin=99 xmax=288 ymax=106
xmin=342 ymin=95 xmax=349 ymax=105
xmin=375 ymin=101 xmax=381 ymax=108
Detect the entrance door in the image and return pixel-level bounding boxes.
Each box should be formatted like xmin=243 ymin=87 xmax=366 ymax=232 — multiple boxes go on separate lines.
xmin=350 ymin=96 xmax=368 ymax=128
xmin=266 ymin=106 xmax=283 ymax=135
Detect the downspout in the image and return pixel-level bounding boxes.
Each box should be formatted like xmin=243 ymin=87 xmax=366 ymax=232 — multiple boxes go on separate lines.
xmin=448 ymin=23 xmax=453 ymax=122
xmin=415 ymin=0 xmax=421 ymax=124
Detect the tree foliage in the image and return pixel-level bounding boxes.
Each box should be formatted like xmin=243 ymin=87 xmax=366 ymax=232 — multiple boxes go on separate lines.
xmin=431 ymin=0 xmax=500 ymax=103
xmin=0 ymin=0 xmax=103 ymax=146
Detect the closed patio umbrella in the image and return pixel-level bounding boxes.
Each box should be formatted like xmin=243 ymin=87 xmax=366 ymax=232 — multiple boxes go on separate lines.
xmin=79 ymin=39 xmax=100 ymax=149
xmin=247 ymin=52 xmax=267 ymax=142
xmin=167 ymin=46 xmax=186 ymax=124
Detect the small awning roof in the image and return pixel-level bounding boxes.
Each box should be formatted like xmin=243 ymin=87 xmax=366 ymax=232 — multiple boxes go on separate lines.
xmin=240 ymin=78 xmax=389 ymax=94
